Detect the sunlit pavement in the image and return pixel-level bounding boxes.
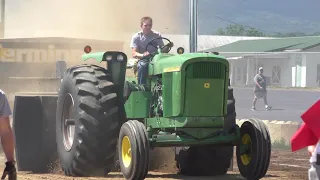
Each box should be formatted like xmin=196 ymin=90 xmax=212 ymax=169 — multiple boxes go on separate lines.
xmin=233 ymin=87 xmax=319 ymax=122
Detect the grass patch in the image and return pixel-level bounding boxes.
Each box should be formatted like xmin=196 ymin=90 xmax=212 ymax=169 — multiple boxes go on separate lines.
xmin=272 ymin=138 xmax=290 ymax=150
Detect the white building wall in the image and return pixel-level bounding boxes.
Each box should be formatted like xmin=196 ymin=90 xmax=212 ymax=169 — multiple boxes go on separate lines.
xmin=229 ymin=59 xmax=247 ymax=86
xmin=229 ymin=54 xmax=296 ymax=87
xmin=281 ymin=57 xmax=294 ymax=87
xmin=301 ymin=54 xmax=307 ymax=87
xmin=305 ymin=53 xmax=320 ymax=87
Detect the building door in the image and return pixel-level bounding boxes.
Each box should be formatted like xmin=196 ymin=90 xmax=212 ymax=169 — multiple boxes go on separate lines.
xmin=317 ymin=64 xmax=320 ymax=87
xmin=272 ymin=66 xmax=281 ymax=84
xmin=295 ymin=61 xmax=302 ymax=87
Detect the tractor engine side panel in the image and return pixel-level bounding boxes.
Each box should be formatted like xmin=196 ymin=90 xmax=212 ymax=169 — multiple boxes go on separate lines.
xmin=162 ymin=71 xmax=182 ymax=117
xmin=124 ymin=91 xmax=152 ymax=119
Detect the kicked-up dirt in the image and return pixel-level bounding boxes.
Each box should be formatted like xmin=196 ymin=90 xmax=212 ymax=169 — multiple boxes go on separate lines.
xmin=0 ymin=148 xmax=310 ymax=180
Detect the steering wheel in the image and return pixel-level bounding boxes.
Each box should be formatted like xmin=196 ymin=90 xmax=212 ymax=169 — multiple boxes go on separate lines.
xmin=145 ymin=37 xmax=173 ymax=55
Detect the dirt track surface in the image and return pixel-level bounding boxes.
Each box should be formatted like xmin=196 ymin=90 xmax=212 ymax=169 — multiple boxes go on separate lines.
xmin=0 ymin=149 xmax=309 ymax=180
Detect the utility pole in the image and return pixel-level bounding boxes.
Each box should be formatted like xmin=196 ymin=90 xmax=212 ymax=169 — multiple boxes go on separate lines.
xmin=189 ymin=0 xmax=198 ymax=53
xmin=0 ymin=0 xmax=5 ymax=38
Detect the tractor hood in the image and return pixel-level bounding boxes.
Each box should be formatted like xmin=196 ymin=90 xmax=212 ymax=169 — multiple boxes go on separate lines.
xmin=150 ymin=53 xmax=229 ymax=75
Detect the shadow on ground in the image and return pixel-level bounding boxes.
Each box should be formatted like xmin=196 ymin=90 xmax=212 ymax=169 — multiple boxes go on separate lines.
xmin=145 ymin=172 xmax=280 ymax=179
xmin=146 ymin=173 xmax=245 ymax=180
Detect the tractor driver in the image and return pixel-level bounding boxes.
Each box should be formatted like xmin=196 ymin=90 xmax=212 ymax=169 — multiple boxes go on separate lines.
xmin=130 ymin=16 xmax=173 ymax=85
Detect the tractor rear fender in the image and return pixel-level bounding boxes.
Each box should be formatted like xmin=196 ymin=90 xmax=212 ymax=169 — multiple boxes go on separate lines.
xmin=13 ymin=94 xmax=58 ymax=172
xmin=82 ymin=51 xmax=128 ymax=102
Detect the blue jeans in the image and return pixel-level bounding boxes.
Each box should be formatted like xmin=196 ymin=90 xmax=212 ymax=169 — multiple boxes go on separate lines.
xmin=137 ymin=59 xmax=149 ymax=85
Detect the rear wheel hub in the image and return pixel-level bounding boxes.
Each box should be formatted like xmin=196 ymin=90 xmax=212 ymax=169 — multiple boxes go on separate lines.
xmin=62 ymin=93 xmax=76 ymax=152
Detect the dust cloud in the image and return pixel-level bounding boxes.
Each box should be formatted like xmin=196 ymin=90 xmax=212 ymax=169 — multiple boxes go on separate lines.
xmin=5 ymin=0 xmax=187 ymax=57
xmin=3 ymin=0 xmax=186 ymax=104
xmin=5 ymin=0 xmax=186 ymax=40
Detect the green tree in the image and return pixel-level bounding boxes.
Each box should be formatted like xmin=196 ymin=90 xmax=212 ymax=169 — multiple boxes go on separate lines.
xmin=245 ymin=27 xmax=265 ymax=37
xmin=216 ymin=24 xmax=266 ymax=37
xmin=273 ymin=32 xmax=307 ymax=37
xmin=225 ymin=24 xmax=246 ymax=36
xmin=216 ymin=28 xmax=226 ymax=35
xmin=216 ymin=24 xmax=320 ymax=37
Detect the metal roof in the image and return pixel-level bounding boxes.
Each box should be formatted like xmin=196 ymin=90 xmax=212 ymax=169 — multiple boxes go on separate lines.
xmin=202 ymin=36 xmax=320 ymax=57
xmin=163 ymin=34 xmax=272 ymax=53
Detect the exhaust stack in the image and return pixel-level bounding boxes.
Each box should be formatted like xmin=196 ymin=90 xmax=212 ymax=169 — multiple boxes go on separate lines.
xmin=0 ymin=0 xmax=4 ymax=38
xmin=189 ymin=0 xmax=198 ymax=53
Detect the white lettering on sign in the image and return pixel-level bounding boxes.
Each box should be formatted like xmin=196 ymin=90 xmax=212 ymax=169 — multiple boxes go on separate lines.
xmin=0 ymin=44 xmax=90 ymax=63
xmin=0 ymin=48 xmax=15 ymax=62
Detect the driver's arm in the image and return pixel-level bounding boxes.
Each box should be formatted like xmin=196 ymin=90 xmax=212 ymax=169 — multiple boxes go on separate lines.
xmin=130 ymin=34 xmax=144 ymax=59
xmin=132 ymin=48 xmax=144 ymax=59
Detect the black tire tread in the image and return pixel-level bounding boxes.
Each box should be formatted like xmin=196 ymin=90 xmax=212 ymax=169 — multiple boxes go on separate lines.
xmin=254 ymin=118 xmax=271 ymax=179
xmin=119 ymin=120 xmax=149 ymax=180
xmin=57 ymin=64 xmax=119 ymax=176
xmin=135 ymin=120 xmax=150 ymax=179
xmin=236 ymin=118 xmax=271 ymax=179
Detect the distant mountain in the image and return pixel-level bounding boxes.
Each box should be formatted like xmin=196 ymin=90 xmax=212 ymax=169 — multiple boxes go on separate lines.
xmin=180 ymin=0 xmax=320 ymax=35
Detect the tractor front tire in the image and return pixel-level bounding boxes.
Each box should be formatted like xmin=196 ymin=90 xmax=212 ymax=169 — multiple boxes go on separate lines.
xmin=118 ymin=120 xmax=150 ymax=180
xmin=56 ymin=64 xmax=120 ymax=177
xmin=236 ymin=118 xmax=271 ymax=179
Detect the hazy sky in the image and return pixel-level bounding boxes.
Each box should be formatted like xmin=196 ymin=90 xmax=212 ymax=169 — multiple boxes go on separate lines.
xmin=4 ymin=0 xmax=186 ymax=39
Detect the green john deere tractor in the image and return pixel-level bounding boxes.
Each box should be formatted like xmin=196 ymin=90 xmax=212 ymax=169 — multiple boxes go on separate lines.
xmin=13 ymin=37 xmax=271 ymax=180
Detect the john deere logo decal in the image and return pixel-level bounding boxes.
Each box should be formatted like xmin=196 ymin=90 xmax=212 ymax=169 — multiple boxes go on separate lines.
xmin=204 ymin=83 xmax=210 ymax=88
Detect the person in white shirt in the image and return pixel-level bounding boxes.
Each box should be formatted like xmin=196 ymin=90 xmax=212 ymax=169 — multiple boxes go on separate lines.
xmin=308 ymin=142 xmax=320 ymax=180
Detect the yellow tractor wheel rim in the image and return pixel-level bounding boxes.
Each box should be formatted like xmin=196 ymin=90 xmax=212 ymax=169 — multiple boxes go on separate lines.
xmin=121 ymin=136 xmax=132 ymax=168
xmin=240 ymin=134 xmax=251 ymax=165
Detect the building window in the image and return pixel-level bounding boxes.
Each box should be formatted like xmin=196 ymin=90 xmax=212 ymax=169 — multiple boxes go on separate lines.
xmin=22 ymin=53 xmax=27 ymax=62
xmin=272 ymin=66 xmax=281 ymax=84
xmin=236 ymin=67 xmax=241 ymax=81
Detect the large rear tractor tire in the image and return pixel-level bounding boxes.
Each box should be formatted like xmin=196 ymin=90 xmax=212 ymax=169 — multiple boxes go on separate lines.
xmin=174 ymin=87 xmax=236 ymax=176
xmin=236 ymin=118 xmax=271 ymax=180
xmin=118 ymin=120 xmax=150 ymax=180
xmin=13 ymin=95 xmax=58 ymax=173
xmin=56 ymin=64 xmax=120 ymax=177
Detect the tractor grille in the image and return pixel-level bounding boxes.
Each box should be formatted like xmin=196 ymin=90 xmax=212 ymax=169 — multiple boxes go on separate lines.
xmin=186 ymin=62 xmax=225 ymax=79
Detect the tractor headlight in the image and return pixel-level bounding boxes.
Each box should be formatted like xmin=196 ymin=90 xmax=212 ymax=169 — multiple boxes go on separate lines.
xmin=106 ymin=55 xmax=112 ymax=61
xmin=117 ymin=54 xmax=124 ymax=61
